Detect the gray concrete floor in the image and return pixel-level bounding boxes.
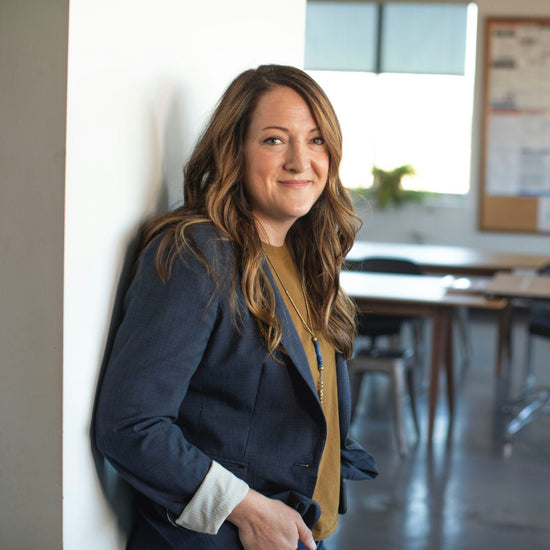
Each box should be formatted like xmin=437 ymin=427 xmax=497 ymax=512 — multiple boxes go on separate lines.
xmin=327 ymin=309 xmax=550 ymax=550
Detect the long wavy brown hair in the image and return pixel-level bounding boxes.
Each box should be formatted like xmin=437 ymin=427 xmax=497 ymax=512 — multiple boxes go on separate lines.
xmin=142 ymin=64 xmax=360 ymax=359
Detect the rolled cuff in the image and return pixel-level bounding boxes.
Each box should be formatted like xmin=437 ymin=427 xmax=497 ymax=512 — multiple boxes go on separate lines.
xmin=175 ymin=460 xmax=249 ymax=534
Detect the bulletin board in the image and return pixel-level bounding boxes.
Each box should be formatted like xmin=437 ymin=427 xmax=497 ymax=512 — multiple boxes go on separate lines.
xmin=480 ymin=17 xmax=550 ymax=233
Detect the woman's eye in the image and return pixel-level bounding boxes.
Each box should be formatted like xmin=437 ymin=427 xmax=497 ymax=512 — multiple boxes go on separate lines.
xmin=312 ymin=136 xmax=325 ymax=145
xmin=264 ymin=137 xmax=283 ymax=145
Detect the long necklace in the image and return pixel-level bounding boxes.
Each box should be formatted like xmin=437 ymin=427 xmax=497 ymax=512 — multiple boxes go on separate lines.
xmin=263 ymin=249 xmax=324 ymax=404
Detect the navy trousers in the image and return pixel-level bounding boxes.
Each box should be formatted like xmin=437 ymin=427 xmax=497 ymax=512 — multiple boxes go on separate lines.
xmin=298 ymin=540 xmax=326 ymax=549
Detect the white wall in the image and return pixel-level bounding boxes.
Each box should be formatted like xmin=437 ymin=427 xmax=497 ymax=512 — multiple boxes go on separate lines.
xmin=63 ymin=1 xmax=306 ymax=548
xmin=0 ymin=1 xmax=67 ymax=548
xmin=355 ymin=0 xmax=550 ymax=254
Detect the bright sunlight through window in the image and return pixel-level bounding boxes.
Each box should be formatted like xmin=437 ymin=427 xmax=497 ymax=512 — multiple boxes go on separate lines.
xmin=308 ymin=4 xmax=478 ymax=195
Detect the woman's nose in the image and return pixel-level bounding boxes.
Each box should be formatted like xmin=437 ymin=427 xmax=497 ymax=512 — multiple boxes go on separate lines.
xmin=284 ymin=142 xmax=310 ymax=173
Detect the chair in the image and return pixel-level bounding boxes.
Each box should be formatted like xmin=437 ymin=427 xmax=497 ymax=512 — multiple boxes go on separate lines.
xmin=349 ymin=347 xmax=420 ymax=456
xmin=348 ymin=257 xmax=425 ymax=365
xmin=347 ymin=257 xmax=424 ymax=455
xmin=507 ymin=264 xmax=550 ymax=438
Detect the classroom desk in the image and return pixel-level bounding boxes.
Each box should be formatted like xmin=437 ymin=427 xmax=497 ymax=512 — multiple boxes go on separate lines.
xmin=341 ymin=270 xmax=510 ymax=443
xmin=348 ymin=241 xmax=549 ymax=277
xmin=486 ymin=272 xmax=550 ymax=300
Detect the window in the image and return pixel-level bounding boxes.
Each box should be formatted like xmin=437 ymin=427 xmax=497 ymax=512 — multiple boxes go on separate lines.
xmin=305 ymin=2 xmax=478 ymax=195
xmin=305 ymin=2 xmax=378 ymax=71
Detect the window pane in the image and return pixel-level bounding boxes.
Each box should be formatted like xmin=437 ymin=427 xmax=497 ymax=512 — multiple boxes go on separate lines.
xmin=311 ymin=71 xmax=474 ymax=195
xmin=307 ymin=3 xmax=477 ymax=195
xmin=381 ymin=3 xmax=469 ymax=75
xmin=308 ymin=71 xmax=378 ymax=188
xmin=305 ymin=2 xmax=378 ymax=72
xmin=373 ymin=73 xmax=474 ymax=194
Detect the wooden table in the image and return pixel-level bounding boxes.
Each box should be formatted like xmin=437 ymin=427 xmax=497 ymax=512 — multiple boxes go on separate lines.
xmin=347 ymin=241 xmax=549 ymax=276
xmin=341 ymin=271 xmax=510 ymax=442
xmin=486 ymin=272 xmax=550 ymax=299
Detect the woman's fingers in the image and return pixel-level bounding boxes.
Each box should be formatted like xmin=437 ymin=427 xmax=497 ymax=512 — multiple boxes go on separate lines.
xmin=228 ymin=489 xmax=315 ymax=549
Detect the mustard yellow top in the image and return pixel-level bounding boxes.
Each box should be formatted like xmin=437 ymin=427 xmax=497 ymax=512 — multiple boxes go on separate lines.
xmin=264 ymin=243 xmax=340 ymax=541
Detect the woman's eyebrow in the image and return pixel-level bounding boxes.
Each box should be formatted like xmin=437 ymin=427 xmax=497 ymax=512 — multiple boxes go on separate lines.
xmin=261 ymin=125 xmax=321 ymax=132
xmin=262 ymin=125 xmax=288 ymax=131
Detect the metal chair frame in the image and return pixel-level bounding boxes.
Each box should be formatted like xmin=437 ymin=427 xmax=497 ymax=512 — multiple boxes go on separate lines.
xmin=349 ymin=347 xmax=420 ymax=456
xmin=505 ymin=263 xmax=550 ymax=441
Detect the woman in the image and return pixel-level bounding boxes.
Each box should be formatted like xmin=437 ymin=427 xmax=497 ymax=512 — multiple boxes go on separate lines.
xmin=95 ymin=64 xmax=377 ymax=550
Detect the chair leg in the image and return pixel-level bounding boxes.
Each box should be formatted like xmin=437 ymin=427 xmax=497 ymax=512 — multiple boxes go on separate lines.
xmin=412 ymin=320 xmax=426 ymax=391
xmin=390 ymin=360 xmax=408 ymax=456
xmin=455 ymin=306 xmax=472 ymax=368
xmin=406 ymin=367 xmax=421 ymax=438
xmin=523 ymin=333 xmax=536 ymax=398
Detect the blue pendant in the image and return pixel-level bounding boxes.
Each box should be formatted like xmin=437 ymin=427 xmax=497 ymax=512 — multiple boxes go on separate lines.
xmin=312 ymin=337 xmax=324 ymax=368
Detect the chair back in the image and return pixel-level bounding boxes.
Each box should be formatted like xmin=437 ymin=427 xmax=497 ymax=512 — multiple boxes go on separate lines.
xmin=349 ymin=257 xmax=424 ymax=340
xmin=348 ymin=257 xmax=423 ymax=276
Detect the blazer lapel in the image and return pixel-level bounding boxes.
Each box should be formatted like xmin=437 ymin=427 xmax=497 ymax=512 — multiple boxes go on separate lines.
xmin=263 ymin=262 xmax=320 ymax=403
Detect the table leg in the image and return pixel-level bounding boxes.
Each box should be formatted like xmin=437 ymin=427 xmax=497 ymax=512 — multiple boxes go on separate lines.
xmin=495 ymin=302 xmax=512 ymax=378
xmin=428 ymin=309 xmax=455 ymax=443
xmin=444 ymin=309 xmax=455 ymax=416
xmin=428 ymin=310 xmax=444 ymax=443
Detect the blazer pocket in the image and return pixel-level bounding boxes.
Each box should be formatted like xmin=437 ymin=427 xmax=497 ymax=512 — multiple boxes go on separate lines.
xmin=269 ymin=490 xmax=321 ymax=529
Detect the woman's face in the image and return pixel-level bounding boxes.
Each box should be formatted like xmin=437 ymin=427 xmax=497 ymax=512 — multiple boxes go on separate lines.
xmin=243 ymin=85 xmax=329 ymax=244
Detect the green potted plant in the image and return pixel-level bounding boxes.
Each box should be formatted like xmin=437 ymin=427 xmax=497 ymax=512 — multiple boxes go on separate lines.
xmin=350 ymin=164 xmax=430 ymax=210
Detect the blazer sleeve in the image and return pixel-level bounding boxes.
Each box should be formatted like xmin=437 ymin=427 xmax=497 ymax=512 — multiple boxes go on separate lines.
xmin=95 ymin=233 xmax=247 ymax=530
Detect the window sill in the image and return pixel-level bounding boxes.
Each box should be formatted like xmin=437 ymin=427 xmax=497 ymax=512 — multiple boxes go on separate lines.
xmin=349 ymin=188 xmax=469 ymax=211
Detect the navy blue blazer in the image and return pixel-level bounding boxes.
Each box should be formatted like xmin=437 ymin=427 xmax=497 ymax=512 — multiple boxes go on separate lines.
xmin=95 ymin=224 xmax=377 ymax=549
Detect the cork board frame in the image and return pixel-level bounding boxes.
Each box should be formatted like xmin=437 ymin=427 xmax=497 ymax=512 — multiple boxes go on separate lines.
xmin=480 ymin=17 xmax=550 ymax=233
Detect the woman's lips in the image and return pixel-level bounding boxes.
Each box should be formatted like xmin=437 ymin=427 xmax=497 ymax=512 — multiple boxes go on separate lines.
xmin=278 ymin=179 xmax=311 ymax=188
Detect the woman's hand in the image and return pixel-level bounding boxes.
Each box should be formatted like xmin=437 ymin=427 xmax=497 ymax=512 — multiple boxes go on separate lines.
xmin=227 ymin=489 xmax=316 ymax=550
